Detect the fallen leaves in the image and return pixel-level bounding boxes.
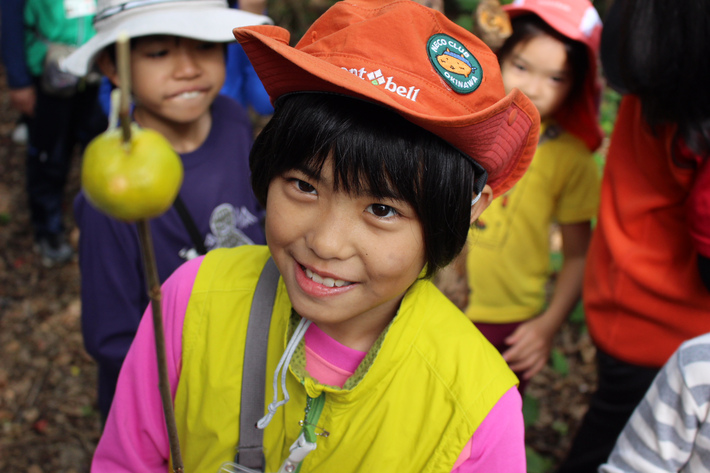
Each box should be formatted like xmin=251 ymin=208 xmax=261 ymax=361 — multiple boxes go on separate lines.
xmin=0 ymin=77 xmax=100 ymax=471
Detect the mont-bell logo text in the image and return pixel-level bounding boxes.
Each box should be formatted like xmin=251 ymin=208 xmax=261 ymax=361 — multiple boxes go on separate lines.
xmin=340 ymin=67 xmax=421 ymax=102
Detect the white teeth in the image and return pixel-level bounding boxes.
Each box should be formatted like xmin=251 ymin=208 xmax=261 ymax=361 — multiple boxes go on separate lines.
xmin=305 ymin=267 xmax=351 ymax=287
xmin=177 ymin=91 xmax=202 ymax=99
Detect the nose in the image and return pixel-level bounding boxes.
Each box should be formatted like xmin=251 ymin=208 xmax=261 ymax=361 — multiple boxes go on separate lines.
xmin=174 ymin=47 xmax=201 ymax=79
xmin=305 ymin=204 xmax=357 ymax=261
xmin=520 ymin=75 xmax=542 ymax=99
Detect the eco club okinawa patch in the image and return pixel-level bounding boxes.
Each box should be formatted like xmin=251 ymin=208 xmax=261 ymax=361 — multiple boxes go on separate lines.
xmin=427 ymin=34 xmax=482 ymax=94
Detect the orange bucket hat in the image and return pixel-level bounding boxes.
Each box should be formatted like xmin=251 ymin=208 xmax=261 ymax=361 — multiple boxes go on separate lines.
xmin=234 ymin=0 xmax=540 ymax=197
xmin=504 ymin=0 xmax=604 ymax=151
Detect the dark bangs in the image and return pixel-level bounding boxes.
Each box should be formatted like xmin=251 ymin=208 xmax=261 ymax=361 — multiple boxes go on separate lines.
xmin=251 ymin=93 xmax=429 ymax=203
xmin=250 ymin=93 xmax=478 ymax=277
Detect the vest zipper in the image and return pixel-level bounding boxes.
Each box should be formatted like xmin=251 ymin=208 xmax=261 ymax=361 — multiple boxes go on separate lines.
xmin=294 ymin=393 xmax=326 ymax=472
xmin=279 ymin=393 xmax=326 ymax=473
xmin=302 ymin=393 xmax=326 ymax=443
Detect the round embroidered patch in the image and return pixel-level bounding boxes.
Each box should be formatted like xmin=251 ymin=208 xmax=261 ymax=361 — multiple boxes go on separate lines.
xmin=427 ymin=34 xmax=482 ymax=94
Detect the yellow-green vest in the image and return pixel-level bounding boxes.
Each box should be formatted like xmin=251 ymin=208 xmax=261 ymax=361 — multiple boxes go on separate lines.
xmin=174 ymin=245 xmax=518 ymax=472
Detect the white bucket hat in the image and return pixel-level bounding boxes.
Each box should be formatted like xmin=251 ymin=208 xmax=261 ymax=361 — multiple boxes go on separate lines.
xmin=63 ymin=0 xmax=272 ymax=76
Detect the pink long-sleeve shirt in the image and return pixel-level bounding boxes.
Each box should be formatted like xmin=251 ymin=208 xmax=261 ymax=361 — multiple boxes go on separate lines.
xmin=92 ymin=256 xmax=526 ymax=472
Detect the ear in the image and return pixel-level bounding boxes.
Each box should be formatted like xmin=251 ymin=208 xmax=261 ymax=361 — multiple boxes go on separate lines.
xmin=470 ymin=184 xmax=493 ymax=226
xmin=96 ymin=50 xmax=120 ymax=86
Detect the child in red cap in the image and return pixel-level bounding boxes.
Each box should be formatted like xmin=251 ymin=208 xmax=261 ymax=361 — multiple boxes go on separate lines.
xmin=462 ymin=0 xmax=602 ymax=392
xmin=92 ymin=0 xmax=540 ymax=471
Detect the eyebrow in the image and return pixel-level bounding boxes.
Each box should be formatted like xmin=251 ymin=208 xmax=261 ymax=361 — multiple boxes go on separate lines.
xmin=291 ymin=164 xmax=401 ymax=200
xmin=293 ymin=163 xmax=323 ymax=182
xmin=511 ymin=53 xmax=571 ymax=77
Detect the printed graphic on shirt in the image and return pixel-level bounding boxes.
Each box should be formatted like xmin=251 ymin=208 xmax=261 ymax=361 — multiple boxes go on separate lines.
xmin=472 ymin=169 xmax=531 ymax=249
xmin=179 ymin=204 xmax=257 ymax=261
xmin=474 ymin=127 xmax=567 ymax=246
xmin=64 ymin=0 xmax=96 ymax=19
xmin=427 ymin=34 xmax=482 ymax=94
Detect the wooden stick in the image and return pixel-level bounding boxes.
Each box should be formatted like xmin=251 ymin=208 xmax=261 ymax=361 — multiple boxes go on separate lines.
xmin=137 ymin=220 xmax=184 ymax=473
xmin=116 ymin=32 xmax=184 ymax=472
xmin=116 ymin=32 xmax=132 ymax=144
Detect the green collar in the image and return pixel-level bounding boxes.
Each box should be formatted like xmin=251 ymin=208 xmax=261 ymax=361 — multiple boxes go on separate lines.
xmin=287 ymin=310 xmax=393 ymax=391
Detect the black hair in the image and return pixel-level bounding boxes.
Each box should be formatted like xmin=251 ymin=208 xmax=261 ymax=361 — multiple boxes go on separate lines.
xmin=249 ymin=93 xmax=479 ymax=278
xmin=496 ymin=14 xmax=589 ymax=107
xmin=612 ymin=0 xmax=710 ymax=158
xmin=103 ymin=35 xmax=227 ymax=65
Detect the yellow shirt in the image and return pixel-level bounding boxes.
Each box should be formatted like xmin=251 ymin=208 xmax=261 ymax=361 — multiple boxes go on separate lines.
xmin=466 ymin=122 xmax=600 ymax=323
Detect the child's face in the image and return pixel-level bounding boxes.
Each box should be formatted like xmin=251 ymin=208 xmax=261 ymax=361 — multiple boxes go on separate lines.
xmin=126 ymin=36 xmax=225 ymax=129
xmin=500 ymin=33 xmax=572 ymax=120
xmin=265 ymin=158 xmax=426 ymax=349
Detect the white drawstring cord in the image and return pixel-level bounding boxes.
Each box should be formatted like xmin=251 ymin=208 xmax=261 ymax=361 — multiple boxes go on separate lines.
xmin=257 ymin=317 xmax=312 ymax=429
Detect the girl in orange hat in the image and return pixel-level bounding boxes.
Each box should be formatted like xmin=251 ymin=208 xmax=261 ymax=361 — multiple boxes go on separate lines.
xmin=461 ymin=0 xmax=603 ymax=393
xmin=89 ymin=0 xmax=543 ymax=471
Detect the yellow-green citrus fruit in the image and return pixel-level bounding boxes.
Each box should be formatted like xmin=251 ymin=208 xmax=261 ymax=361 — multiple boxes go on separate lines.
xmin=82 ymin=124 xmax=183 ymax=222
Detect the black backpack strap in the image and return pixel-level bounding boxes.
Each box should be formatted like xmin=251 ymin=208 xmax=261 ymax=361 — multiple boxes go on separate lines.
xmin=237 ymin=257 xmax=280 ymax=469
xmin=173 ymin=195 xmax=208 ymax=256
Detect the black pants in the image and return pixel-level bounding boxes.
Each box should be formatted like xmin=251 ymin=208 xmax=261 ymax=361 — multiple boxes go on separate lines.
xmin=555 ymin=350 xmax=659 ymax=473
xmin=26 ymin=79 xmax=106 ymax=239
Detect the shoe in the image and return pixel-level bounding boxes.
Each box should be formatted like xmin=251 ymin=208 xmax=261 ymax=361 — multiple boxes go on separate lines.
xmin=12 ymin=122 xmax=28 ymax=145
xmin=35 ymin=233 xmax=73 ymax=267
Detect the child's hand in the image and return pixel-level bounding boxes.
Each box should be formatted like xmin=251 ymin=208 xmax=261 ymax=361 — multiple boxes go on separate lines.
xmin=501 ymin=315 xmax=556 ymax=380
xmin=238 ymin=0 xmax=266 ymax=15
xmin=502 ymin=222 xmax=591 ymax=379
xmin=9 ymin=86 xmax=36 ymax=117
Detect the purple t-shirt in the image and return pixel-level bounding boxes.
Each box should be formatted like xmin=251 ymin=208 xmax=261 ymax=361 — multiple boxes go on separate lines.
xmin=75 ymin=95 xmax=265 ymax=416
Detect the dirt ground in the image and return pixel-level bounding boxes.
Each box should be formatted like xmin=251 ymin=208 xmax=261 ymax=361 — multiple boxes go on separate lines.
xmin=0 ymin=64 xmax=597 ymax=471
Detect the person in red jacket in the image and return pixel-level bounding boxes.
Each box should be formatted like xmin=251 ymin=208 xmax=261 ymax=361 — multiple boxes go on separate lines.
xmin=556 ymin=0 xmax=710 ymax=471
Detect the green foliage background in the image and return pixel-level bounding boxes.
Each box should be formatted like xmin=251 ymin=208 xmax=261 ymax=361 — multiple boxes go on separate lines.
xmin=267 ymin=0 xmax=614 ymax=45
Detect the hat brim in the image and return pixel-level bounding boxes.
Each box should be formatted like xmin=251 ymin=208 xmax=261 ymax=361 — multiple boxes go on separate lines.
xmin=235 ymin=24 xmax=540 ymax=196
xmin=63 ymin=1 xmax=271 ymax=76
xmin=505 ymin=5 xmax=589 ymax=45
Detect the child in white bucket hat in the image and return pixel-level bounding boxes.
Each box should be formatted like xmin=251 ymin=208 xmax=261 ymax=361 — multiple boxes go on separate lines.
xmin=65 ymin=0 xmax=270 ymax=420
xmin=63 ymin=0 xmax=271 ymax=75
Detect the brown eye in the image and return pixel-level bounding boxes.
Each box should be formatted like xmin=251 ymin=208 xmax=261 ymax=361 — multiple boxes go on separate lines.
xmin=367 ymin=204 xmax=397 ymax=218
xmin=146 ymin=48 xmax=169 ymax=58
xmin=296 ymin=179 xmax=317 ymax=194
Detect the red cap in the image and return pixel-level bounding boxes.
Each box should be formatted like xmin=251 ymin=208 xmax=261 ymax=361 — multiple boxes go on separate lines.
xmin=504 ymin=0 xmax=604 ymax=151
xmin=234 ymin=0 xmax=540 ymax=197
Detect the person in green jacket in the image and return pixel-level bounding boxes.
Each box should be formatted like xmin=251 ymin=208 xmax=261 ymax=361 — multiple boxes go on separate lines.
xmin=23 ymin=0 xmax=106 ymax=266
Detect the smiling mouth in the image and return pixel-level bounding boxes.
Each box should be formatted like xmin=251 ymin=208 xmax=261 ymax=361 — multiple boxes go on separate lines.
xmin=172 ymin=90 xmax=205 ymax=100
xmin=303 ymin=265 xmax=353 ymax=288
